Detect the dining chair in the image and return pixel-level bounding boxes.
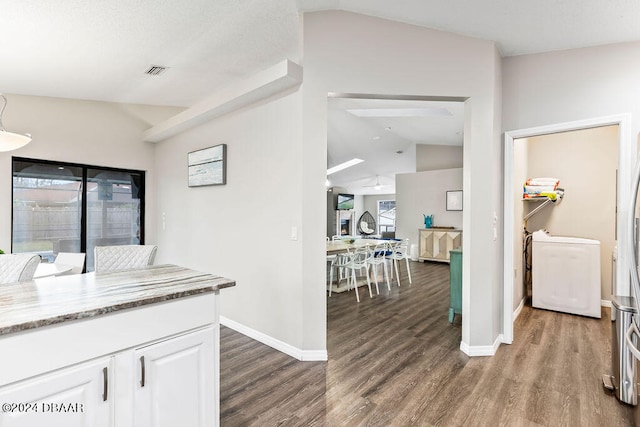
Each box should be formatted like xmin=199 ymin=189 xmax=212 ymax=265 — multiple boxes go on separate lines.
xmin=0 ymin=254 xmax=41 ymax=284
xmin=54 ymin=252 xmax=86 ymax=275
xmin=94 ymin=245 xmax=157 ymax=273
xmin=343 ymin=246 xmax=374 ymax=302
xmin=388 ymin=239 xmax=412 ymax=286
xmin=368 ymin=242 xmax=391 ymax=293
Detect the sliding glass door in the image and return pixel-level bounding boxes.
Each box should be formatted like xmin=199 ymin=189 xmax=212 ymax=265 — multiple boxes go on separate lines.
xmin=12 ymin=161 xmax=83 ymax=261
xmin=86 ymin=169 xmax=143 ymax=270
xmin=12 ymin=158 xmax=145 ymax=271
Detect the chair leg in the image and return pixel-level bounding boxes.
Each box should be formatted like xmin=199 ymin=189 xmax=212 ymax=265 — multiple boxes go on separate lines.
xmin=351 ymin=269 xmax=360 ymax=302
xmin=405 ymin=257 xmax=412 ymax=285
xmin=372 ymin=264 xmax=380 ymax=295
xmin=383 ymin=261 xmax=391 ymax=291
xmin=394 ymin=258 xmax=401 ymax=286
xmin=365 ymin=265 xmax=373 ymax=298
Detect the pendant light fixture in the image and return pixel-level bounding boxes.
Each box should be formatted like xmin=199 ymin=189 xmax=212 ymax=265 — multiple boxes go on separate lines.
xmin=0 ymin=94 xmax=31 ymax=152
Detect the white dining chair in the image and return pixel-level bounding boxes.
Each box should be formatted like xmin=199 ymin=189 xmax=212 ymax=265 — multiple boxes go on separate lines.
xmin=54 ymin=252 xmax=86 ymax=275
xmin=388 ymin=239 xmax=412 ymax=286
xmin=368 ymin=242 xmax=391 ymax=293
xmin=329 ymin=248 xmax=352 ymax=297
xmin=0 ymin=254 xmax=41 ymax=284
xmin=343 ymin=246 xmax=374 ymax=302
xmin=94 ymin=245 xmax=157 ymax=273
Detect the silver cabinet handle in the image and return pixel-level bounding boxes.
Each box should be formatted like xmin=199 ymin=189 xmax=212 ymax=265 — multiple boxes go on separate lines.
xmin=102 ymin=367 xmax=108 ymax=402
xmin=625 ymin=321 xmax=640 ymax=361
xmin=140 ymin=356 xmax=146 ymax=387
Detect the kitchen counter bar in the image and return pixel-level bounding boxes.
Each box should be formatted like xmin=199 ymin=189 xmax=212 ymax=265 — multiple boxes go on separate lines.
xmin=0 ymin=264 xmax=235 ymax=335
xmin=0 ymin=264 xmax=235 ymax=425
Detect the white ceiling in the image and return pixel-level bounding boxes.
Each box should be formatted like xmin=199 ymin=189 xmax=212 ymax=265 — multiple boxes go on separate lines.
xmin=327 ymin=97 xmax=464 ymax=195
xmin=1 ymin=0 xmax=639 ymax=107
xmin=2 ymin=0 xmax=639 ymax=193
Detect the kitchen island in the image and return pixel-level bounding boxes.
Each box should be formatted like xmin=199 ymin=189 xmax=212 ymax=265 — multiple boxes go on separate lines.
xmin=0 ymin=264 xmax=235 ymax=426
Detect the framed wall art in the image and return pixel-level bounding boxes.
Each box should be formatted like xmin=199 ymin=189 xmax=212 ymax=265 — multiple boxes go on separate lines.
xmin=446 ymin=190 xmax=463 ymax=211
xmin=188 ymin=144 xmax=227 ymax=187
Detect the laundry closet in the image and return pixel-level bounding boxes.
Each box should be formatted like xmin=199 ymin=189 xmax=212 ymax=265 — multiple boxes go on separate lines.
xmin=512 ymin=125 xmax=619 ymax=316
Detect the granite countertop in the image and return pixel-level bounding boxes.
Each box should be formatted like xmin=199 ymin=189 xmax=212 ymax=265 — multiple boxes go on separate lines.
xmin=0 ymin=264 xmax=235 ymax=336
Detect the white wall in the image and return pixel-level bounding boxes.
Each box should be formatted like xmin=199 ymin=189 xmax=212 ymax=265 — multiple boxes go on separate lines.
xmin=416 ymin=144 xmax=463 ymax=171
xmin=0 ymin=94 xmax=182 ymax=253
xmin=396 ymin=168 xmax=463 ymax=248
xmin=153 ymin=90 xmax=314 ymax=352
xmin=303 ymin=11 xmax=503 ymax=351
xmin=503 ymin=42 xmax=640 ymax=135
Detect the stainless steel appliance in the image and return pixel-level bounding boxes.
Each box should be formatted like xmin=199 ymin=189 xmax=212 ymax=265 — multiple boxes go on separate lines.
xmin=613 ymin=160 xmax=640 ymax=411
xmin=605 ymin=296 xmax=637 ymax=404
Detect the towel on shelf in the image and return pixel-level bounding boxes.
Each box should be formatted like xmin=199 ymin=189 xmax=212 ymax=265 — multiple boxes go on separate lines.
xmin=523 ymin=177 xmax=561 ymax=199
xmin=525 ymin=177 xmax=559 ymax=188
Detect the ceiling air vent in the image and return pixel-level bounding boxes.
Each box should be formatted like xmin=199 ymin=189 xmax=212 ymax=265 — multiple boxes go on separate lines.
xmin=144 ymin=65 xmax=169 ymax=76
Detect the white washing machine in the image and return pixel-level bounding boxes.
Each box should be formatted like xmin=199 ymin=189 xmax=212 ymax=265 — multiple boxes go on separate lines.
xmin=532 ymin=230 xmax=601 ymax=318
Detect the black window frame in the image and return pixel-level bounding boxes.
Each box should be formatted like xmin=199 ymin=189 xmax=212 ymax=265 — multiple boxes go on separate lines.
xmin=11 ymin=156 xmax=146 ymax=258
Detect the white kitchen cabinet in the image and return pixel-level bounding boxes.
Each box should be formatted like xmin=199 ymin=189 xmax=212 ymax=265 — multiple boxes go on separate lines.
xmin=0 ymin=357 xmax=113 ymax=427
xmin=0 ymin=327 xmax=216 ymax=427
xmin=134 ymin=327 xmax=215 ymax=427
xmin=0 ymin=266 xmax=234 ymax=427
xmin=418 ymin=228 xmax=462 ymax=263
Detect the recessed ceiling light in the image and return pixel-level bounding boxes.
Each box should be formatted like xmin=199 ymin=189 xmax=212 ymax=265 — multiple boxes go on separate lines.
xmin=372 ymin=136 xmax=380 ymax=140
xmin=396 ymin=150 xmax=403 ymax=155
xmin=346 ymin=107 xmax=453 ymax=118
xmin=385 ymin=126 xmax=392 ymax=131
xmin=327 ymin=158 xmax=364 ymax=175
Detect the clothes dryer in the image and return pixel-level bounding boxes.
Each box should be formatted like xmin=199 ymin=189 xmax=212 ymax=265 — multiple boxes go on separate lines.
xmin=532 ymin=230 xmax=601 ymax=318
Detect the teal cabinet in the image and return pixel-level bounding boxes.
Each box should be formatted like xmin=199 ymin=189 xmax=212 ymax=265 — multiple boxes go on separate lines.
xmin=449 ymin=248 xmax=462 ymax=323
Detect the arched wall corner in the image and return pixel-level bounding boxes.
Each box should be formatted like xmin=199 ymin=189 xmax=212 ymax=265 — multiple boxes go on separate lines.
xmin=502 ymin=113 xmax=633 ymax=344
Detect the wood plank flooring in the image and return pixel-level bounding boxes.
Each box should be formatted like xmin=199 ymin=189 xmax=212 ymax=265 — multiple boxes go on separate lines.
xmin=220 ymin=260 xmax=635 ymax=426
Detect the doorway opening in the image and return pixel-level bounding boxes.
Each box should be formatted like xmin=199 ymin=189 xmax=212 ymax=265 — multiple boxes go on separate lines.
xmin=503 ymin=114 xmax=633 ymax=343
xmin=325 ymin=92 xmax=467 ymax=348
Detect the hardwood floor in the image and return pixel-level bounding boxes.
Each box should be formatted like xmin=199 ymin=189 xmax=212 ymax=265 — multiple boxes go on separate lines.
xmin=220 ymin=260 xmax=635 ymax=426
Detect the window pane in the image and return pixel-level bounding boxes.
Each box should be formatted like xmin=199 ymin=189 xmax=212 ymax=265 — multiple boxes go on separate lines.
xmin=12 ymin=161 xmax=83 ymax=262
xmin=377 ymin=200 xmax=396 ymax=233
xmin=86 ymin=169 xmax=142 ymax=271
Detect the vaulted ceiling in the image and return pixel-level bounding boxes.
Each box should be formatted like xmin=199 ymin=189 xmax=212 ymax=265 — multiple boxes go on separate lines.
xmin=2 ymin=0 xmax=638 ymax=194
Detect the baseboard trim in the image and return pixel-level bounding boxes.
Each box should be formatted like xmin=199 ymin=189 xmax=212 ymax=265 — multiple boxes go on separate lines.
xmin=460 ymin=334 xmax=503 ymax=357
xmin=601 ymin=299 xmax=612 ymax=308
xmin=220 ymin=316 xmax=328 ymax=362
xmin=513 ymin=298 xmax=525 ymax=321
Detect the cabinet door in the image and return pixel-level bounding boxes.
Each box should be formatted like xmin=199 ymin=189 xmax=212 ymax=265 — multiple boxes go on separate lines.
xmin=0 ymin=357 xmax=113 ymax=427
xmin=419 ymin=230 xmax=434 ymax=258
xmin=134 ymin=327 xmax=215 ymax=427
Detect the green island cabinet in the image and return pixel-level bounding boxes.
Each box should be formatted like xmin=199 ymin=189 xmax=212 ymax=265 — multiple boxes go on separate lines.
xmin=449 ymin=247 xmax=462 ymax=323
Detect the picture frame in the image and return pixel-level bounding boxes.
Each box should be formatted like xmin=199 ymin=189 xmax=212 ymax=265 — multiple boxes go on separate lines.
xmin=188 ymin=144 xmax=226 ymax=187
xmin=446 ymin=190 xmax=463 ymax=211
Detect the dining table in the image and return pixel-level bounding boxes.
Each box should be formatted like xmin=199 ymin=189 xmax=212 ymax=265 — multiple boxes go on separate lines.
xmin=326 ymin=238 xmax=392 ymax=255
